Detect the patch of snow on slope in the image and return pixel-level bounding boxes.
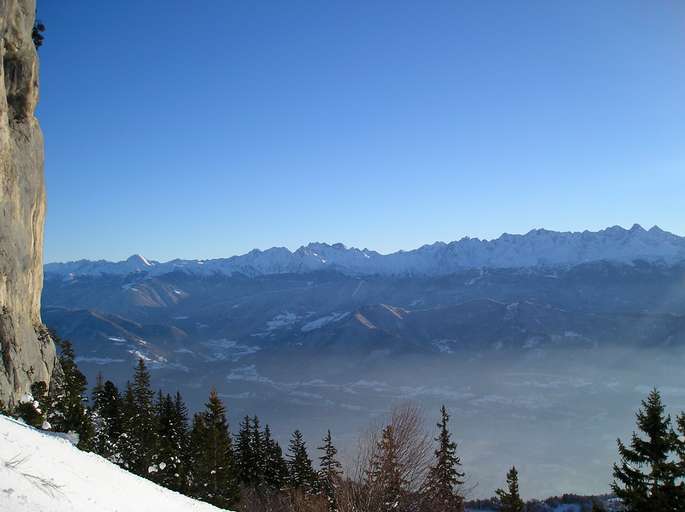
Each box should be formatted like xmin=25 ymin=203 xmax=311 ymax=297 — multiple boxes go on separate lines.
xmin=266 ymin=312 xmax=299 ymax=330
xmin=301 ymin=312 xmax=349 ymax=332
xmin=0 ymin=414 xmax=225 ymax=512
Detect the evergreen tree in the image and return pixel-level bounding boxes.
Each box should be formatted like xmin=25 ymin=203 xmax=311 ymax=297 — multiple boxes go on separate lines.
xmin=118 ymin=382 xmax=137 ymax=469
xmin=495 ymin=466 xmax=524 ymax=512
xmin=366 ymin=425 xmax=406 ymax=512
xmin=154 ymin=392 xmax=189 ymax=492
xmin=421 ymin=405 xmax=465 ymax=512
xmin=263 ymin=424 xmax=289 ymax=491
xmin=90 ymin=376 xmax=123 ymax=460
xmin=318 ymin=430 xmax=343 ymax=512
xmin=235 ymin=414 xmax=256 ymax=486
xmin=120 ymin=359 xmax=159 ymax=476
xmin=49 ymin=336 xmax=94 ymax=450
xmin=188 ymin=388 xmax=239 ymax=508
xmin=674 ymin=412 xmax=685 ymax=509
xmin=612 ymin=388 xmax=680 ymax=511
xmin=251 ymin=415 xmax=266 ymax=488
xmin=13 ymin=381 xmax=48 ymax=428
xmin=287 ymin=429 xmax=318 ymax=494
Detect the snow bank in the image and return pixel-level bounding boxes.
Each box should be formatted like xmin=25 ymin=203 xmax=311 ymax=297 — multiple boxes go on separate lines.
xmin=0 ymin=415 xmax=227 ymax=512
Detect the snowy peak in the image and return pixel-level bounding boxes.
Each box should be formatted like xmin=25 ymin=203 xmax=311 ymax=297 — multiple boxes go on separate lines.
xmin=44 ymin=225 xmax=685 ymax=278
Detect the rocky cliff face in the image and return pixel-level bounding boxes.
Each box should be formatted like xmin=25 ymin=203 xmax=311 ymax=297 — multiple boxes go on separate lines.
xmin=0 ymin=0 xmax=55 ymax=406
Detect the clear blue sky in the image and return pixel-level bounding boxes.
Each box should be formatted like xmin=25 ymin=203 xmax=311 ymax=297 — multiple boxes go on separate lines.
xmin=39 ymin=0 xmax=685 ymax=263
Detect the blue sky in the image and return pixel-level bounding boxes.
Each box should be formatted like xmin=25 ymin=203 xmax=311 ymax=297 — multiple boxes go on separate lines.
xmin=39 ymin=0 xmax=685 ymax=263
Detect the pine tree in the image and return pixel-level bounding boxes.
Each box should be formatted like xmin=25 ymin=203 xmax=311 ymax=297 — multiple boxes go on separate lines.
xmin=421 ymin=405 xmax=465 ymax=512
xmin=263 ymin=424 xmax=288 ymax=491
xmin=495 ymin=466 xmax=524 ymax=512
xmin=235 ymin=414 xmax=255 ymax=486
xmin=318 ymin=430 xmax=343 ymax=512
xmin=118 ymin=382 xmax=137 ymax=469
xmin=117 ymin=359 xmax=159 ymax=476
xmin=49 ymin=336 xmax=94 ymax=450
xmin=673 ymin=412 xmax=685 ymax=510
xmin=366 ymin=425 xmax=406 ymax=512
xmin=612 ymin=388 xmax=680 ymax=511
xmin=188 ymin=388 xmax=239 ymax=508
xmin=13 ymin=381 xmax=48 ymax=428
xmin=251 ymin=415 xmax=266 ymax=488
xmin=154 ymin=392 xmax=189 ymax=491
xmin=287 ymin=429 xmax=318 ymax=494
xmin=91 ymin=376 xmax=123 ymax=460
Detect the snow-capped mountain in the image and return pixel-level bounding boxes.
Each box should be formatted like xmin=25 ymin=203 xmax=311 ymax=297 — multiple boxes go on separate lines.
xmin=44 ymin=224 xmax=685 ymax=278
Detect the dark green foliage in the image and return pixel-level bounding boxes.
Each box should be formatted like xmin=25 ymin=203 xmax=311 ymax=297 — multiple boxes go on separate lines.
xmin=49 ymin=336 xmax=94 ymax=450
xmin=13 ymin=381 xmax=48 ymax=428
xmin=32 ymin=11 xmax=45 ymax=49
xmin=612 ymin=388 xmax=680 ymax=511
xmin=318 ymin=430 xmax=343 ymax=512
xmin=251 ymin=415 xmax=266 ymax=487
xmin=674 ymin=412 xmax=685 ymax=509
xmin=235 ymin=415 xmax=256 ymax=486
xmin=421 ymin=405 xmax=465 ymax=512
xmin=287 ymin=429 xmax=319 ymax=494
xmin=188 ymin=388 xmax=239 ymax=508
xmin=154 ymin=391 xmax=190 ymax=492
xmin=117 ymin=359 xmax=159 ymax=476
xmin=263 ymin=423 xmax=289 ymax=491
xmin=91 ymin=375 xmax=123 ymax=460
xmin=495 ymin=466 xmax=525 ymax=512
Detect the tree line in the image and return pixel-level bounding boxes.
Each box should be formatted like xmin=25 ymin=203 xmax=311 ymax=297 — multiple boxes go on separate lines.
xmin=4 ymin=332 xmax=684 ymax=511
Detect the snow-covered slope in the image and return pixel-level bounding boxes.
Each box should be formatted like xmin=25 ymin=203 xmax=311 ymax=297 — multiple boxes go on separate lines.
xmin=0 ymin=415 xmax=226 ymax=512
xmin=44 ymin=224 xmax=685 ymax=278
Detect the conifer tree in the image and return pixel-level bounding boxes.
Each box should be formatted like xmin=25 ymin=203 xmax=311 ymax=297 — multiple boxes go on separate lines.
xmin=287 ymin=429 xmax=319 ymax=494
xmin=421 ymin=405 xmax=465 ymax=512
xmin=612 ymin=388 xmax=680 ymax=511
xmin=318 ymin=430 xmax=343 ymax=512
xmin=188 ymin=388 xmax=239 ymax=508
xmin=235 ymin=414 xmax=256 ymax=486
xmin=13 ymin=381 xmax=48 ymax=428
xmin=91 ymin=376 xmax=123 ymax=459
xmin=495 ymin=466 xmax=524 ymax=512
xmin=49 ymin=336 xmax=94 ymax=450
xmin=118 ymin=382 xmax=137 ymax=469
xmin=154 ymin=392 xmax=189 ymax=491
xmin=366 ymin=425 xmax=406 ymax=512
xmin=251 ymin=415 xmax=266 ymax=488
xmin=117 ymin=359 xmax=159 ymax=476
xmin=263 ymin=423 xmax=289 ymax=491
xmin=673 ymin=412 xmax=685 ymax=509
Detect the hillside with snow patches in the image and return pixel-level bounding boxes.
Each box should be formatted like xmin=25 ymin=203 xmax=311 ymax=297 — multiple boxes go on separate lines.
xmin=44 ymin=225 xmax=685 ymax=278
xmin=0 ymin=415 xmax=226 ymax=512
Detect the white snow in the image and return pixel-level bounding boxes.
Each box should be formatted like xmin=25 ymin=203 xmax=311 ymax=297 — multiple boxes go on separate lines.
xmin=265 ymin=312 xmax=299 ymax=331
xmin=301 ymin=312 xmax=349 ymax=332
xmin=0 ymin=414 xmax=226 ymax=512
xmin=44 ymin=224 xmax=685 ymax=278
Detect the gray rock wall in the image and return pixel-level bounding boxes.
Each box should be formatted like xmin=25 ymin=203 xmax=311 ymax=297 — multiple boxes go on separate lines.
xmin=0 ymin=0 xmax=55 ymax=406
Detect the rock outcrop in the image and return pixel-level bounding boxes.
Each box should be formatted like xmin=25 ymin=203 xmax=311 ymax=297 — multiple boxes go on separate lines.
xmin=0 ymin=0 xmax=55 ymax=406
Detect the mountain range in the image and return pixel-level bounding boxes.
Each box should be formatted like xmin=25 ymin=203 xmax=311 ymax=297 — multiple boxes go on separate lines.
xmin=44 ymin=224 xmax=685 ymax=278
xmin=40 ymin=224 xmax=685 ymax=498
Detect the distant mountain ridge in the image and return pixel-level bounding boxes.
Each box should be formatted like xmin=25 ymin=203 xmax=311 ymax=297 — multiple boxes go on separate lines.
xmin=44 ymin=224 xmax=685 ymax=278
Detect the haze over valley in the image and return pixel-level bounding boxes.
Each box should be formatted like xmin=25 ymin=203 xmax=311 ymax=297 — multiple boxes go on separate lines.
xmin=42 ymin=224 xmax=685 ymax=498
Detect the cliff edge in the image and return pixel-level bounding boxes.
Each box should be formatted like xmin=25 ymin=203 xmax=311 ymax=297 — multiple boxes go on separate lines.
xmin=0 ymin=0 xmax=55 ymax=406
